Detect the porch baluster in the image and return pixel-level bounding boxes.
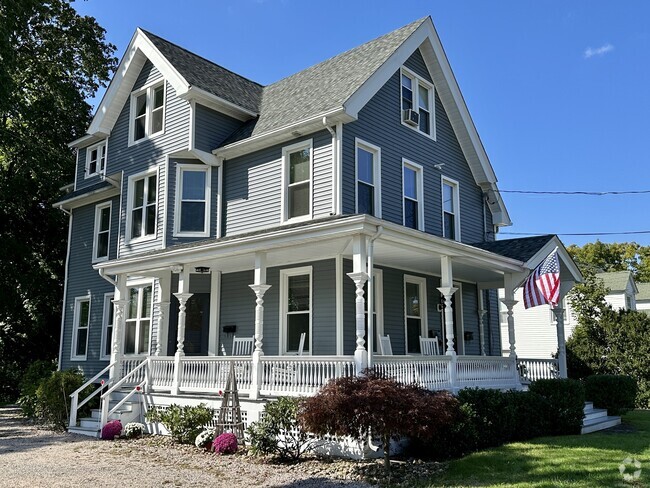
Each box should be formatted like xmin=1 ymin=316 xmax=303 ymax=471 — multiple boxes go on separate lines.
xmin=249 ymin=283 xmax=271 ymax=400
xmin=500 ymin=298 xmax=518 ymax=358
xmin=171 ymin=292 xmax=193 ymax=395
xmin=347 ymin=271 xmax=369 ymax=374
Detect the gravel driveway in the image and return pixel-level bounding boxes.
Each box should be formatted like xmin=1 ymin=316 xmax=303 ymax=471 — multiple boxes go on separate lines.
xmin=0 ymin=406 xmax=378 ymax=488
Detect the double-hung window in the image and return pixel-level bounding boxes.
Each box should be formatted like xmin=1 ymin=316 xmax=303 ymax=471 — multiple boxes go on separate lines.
xmin=130 ymin=82 xmax=165 ymax=144
xmin=93 ymin=202 xmax=111 ymax=262
xmin=175 ymin=165 xmax=210 ymax=237
xmin=72 ymin=296 xmax=91 ymax=360
xmin=404 ymin=276 xmax=427 ymax=354
xmin=282 ymin=140 xmax=312 ymax=222
xmin=400 ymin=68 xmax=435 ymax=139
xmin=86 ymin=141 xmax=106 ymax=177
xmin=442 ymin=177 xmax=460 ymax=240
xmin=402 ymin=160 xmax=424 ymax=230
xmin=124 ymin=284 xmax=152 ymax=355
xmin=129 ymin=171 xmax=157 ymax=241
xmin=281 ymin=267 xmax=312 ymax=354
xmin=101 ymin=293 xmax=114 ymax=360
xmin=355 ymin=139 xmax=381 ymax=217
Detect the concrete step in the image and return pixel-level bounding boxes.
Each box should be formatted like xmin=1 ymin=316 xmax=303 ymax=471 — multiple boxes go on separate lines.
xmin=583 ymin=402 xmax=594 ymax=413
xmin=68 ymin=425 xmax=100 ymax=438
xmin=581 ymin=416 xmax=621 ymax=434
xmin=583 ymin=408 xmax=608 ymax=424
xmin=80 ymin=417 xmax=101 ymax=429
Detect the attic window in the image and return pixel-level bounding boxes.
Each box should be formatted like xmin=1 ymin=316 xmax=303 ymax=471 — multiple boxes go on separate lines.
xmin=130 ymin=82 xmax=165 ymax=144
xmin=400 ymin=67 xmax=435 ymax=139
xmin=85 ymin=141 xmax=106 ymax=177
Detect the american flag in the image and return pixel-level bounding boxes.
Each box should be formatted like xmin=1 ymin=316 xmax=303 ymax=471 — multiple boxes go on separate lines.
xmin=523 ymin=249 xmax=560 ymax=309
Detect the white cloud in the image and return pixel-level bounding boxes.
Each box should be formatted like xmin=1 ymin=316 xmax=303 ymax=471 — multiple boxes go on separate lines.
xmin=584 ymin=43 xmax=614 ymax=59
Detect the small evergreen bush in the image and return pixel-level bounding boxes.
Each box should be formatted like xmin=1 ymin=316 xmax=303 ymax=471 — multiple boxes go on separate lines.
xmin=101 ymin=419 xmax=122 ymax=440
xmin=145 ymin=403 xmax=214 ymax=444
xmin=247 ymin=396 xmax=313 ymax=461
xmin=17 ymin=360 xmax=56 ymax=418
xmin=35 ymin=369 xmax=93 ymax=429
xmin=529 ymin=378 xmax=585 ymax=435
xmin=212 ymin=432 xmax=238 ymax=454
xmin=584 ymin=374 xmax=637 ymax=415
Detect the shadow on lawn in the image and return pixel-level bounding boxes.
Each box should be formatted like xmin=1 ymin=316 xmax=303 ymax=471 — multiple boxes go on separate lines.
xmin=272 ymin=478 xmax=372 ymax=487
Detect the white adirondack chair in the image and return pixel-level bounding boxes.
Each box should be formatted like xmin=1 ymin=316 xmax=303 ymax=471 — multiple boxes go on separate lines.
xmin=419 ymin=336 xmax=440 ymax=356
xmin=379 ymin=335 xmax=393 ymax=355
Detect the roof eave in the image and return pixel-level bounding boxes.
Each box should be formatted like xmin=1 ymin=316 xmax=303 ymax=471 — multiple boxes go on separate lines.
xmin=180 ymin=86 xmax=257 ymax=122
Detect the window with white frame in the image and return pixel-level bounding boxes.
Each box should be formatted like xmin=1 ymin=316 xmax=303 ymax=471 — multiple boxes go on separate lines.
xmin=442 ymin=177 xmax=460 ymax=240
xmin=72 ymin=296 xmax=90 ymax=360
xmin=401 ymin=68 xmax=435 ymax=138
xmin=404 ymin=276 xmax=427 ymax=354
xmin=86 ymin=141 xmax=106 ymax=177
xmin=355 ymin=139 xmax=381 ymax=217
xmin=124 ymin=284 xmax=152 ymax=355
xmin=128 ymin=171 xmax=157 ymax=240
xmin=403 ymin=160 xmax=423 ymax=230
xmin=281 ymin=267 xmax=311 ymax=354
xmin=175 ymin=165 xmax=210 ymax=236
xmin=100 ymin=293 xmax=114 ymax=360
xmin=93 ymin=202 xmax=111 ymax=262
xmin=282 ymin=140 xmax=312 ymax=221
xmin=130 ymin=82 xmax=165 ymax=144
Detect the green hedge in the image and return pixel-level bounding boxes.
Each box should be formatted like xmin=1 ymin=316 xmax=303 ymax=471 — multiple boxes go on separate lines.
xmin=584 ymin=374 xmax=637 ymax=415
xmin=529 ymin=378 xmax=585 ymax=435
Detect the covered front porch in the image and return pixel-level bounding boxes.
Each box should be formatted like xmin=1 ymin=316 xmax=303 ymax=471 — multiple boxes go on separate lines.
xmin=96 ymin=216 xmax=579 ymax=400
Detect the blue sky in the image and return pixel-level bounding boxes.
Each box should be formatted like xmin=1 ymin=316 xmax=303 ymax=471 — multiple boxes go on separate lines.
xmin=73 ymin=0 xmax=650 ymax=247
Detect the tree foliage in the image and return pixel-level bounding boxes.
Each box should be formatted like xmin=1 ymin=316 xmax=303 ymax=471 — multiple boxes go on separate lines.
xmin=299 ymin=371 xmax=460 ymax=471
xmin=0 ymin=1 xmax=116 ymax=400
xmin=567 ymin=241 xmax=650 ymax=282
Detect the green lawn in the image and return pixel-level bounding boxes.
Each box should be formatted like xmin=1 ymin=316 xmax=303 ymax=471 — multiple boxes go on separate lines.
xmin=421 ymin=410 xmax=650 ymax=488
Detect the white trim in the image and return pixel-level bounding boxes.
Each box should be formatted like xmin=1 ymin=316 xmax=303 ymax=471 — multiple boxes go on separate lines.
xmin=402 ymin=158 xmax=425 ymax=231
xmin=354 ymin=138 xmax=382 ymax=218
xmin=440 ymin=281 xmax=465 ymax=355
xmin=58 ymin=212 xmax=73 ymax=370
xmin=173 ymin=163 xmax=211 ymax=237
xmin=71 ymin=296 xmax=91 ymax=361
xmin=92 ymin=201 xmax=112 ymax=263
xmin=126 ymin=166 xmax=160 ymax=243
xmin=400 ymin=66 xmax=436 ymax=140
xmin=100 ymin=292 xmax=115 ymax=361
xmin=279 ymin=266 xmax=313 ymax=355
xmin=73 ymin=149 xmax=79 ymax=191
xmin=403 ymin=275 xmax=428 ymax=354
xmin=441 ymin=176 xmax=461 ymax=241
xmin=208 ymin=271 xmax=221 ymax=356
xmin=188 ymin=99 xmax=196 ymax=151
xmin=162 ymin=156 xmax=170 ymax=249
xmin=335 ymin=255 xmax=344 ymax=355
xmin=336 ymin=122 xmax=343 ymax=215
xmin=84 ymin=140 xmax=107 ymax=178
xmin=280 ymin=139 xmax=313 ymax=224
xmin=216 ymin=164 xmax=223 ymax=238
xmin=117 ymin=171 xmax=124 ymax=259
xmin=128 ymin=80 xmax=166 ymax=147
xmin=366 ymin=268 xmax=384 ymax=342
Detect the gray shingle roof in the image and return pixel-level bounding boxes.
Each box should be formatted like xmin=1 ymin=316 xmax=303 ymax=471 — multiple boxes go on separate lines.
xmin=142 ymin=18 xmax=428 ymax=148
xmin=595 ymin=271 xmax=634 ymax=293
xmin=471 ymin=235 xmax=555 ymax=263
xmin=55 ymin=181 xmax=114 ymax=205
xmin=141 ymin=29 xmax=263 ymax=114
xmin=637 ymin=282 xmax=650 ymax=301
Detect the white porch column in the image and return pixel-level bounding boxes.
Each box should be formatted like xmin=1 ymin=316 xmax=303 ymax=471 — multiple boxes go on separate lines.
xmin=153 ymin=301 xmax=170 ymax=356
xmin=249 ymin=252 xmax=270 ymax=400
xmin=437 ymin=255 xmax=458 ymax=355
xmin=553 ymin=307 xmax=568 ymax=378
xmin=500 ymin=273 xmax=518 ymax=359
xmin=478 ymin=291 xmax=488 ymax=356
xmin=348 ymin=235 xmax=368 ymax=374
xmin=171 ymin=266 xmax=192 ymax=395
xmin=109 ymin=274 xmax=128 ymax=383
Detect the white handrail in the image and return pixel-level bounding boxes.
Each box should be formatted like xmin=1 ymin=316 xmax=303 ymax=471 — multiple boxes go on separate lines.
xmin=68 ymin=362 xmax=114 ymax=429
xmin=100 ymin=358 xmax=150 ymax=428
xmin=104 ymin=381 xmax=145 ymax=425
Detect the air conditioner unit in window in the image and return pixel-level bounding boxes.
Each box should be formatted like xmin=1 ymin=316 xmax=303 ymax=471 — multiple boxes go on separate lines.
xmin=403 ymin=109 xmax=420 ymax=126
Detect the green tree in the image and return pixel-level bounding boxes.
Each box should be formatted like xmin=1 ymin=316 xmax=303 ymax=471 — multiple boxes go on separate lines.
xmin=0 ymin=0 xmax=116 ymax=401
xmin=567 ymin=241 xmax=650 ymax=282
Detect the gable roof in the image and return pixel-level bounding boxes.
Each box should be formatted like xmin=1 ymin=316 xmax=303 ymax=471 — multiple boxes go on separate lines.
xmin=636 ymin=282 xmax=650 ymax=301
xmin=472 ymin=235 xmax=556 ymax=263
xmin=596 ymin=270 xmax=637 ymax=294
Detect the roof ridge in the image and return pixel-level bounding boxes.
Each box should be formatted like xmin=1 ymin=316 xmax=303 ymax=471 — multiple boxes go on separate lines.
xmin=138 ymin=28 xmax=264 ymax=88
xmin=264 ymin=16 xmax=429 ymax=88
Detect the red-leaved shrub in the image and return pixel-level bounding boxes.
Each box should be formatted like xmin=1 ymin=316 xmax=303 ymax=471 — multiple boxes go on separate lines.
xmin=299 ymin=370 xmax=460 ymax=470
xmin=212 ymin=432 xmax=238 ymax=454
xmin=101 ymin=419 xmax=122 ymax=440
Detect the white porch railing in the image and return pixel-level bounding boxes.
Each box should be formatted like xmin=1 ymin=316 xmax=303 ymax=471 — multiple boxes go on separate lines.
xmin=374 ymin=356 xmax=453 ymax=390
xmin=178 ymin=356 xmax=252 ymax=394
xmin=456 ymin=356 xmax=520 ymax=389
xmin=259 ymin=356 xmax=356 ymax=396
xmin=517 ymin=358 xmax=559 ymax=383
xmin=148 ymin=357 xmax=175 ymax=391
xmin=121 ymin=357 xmax=146 ymax=385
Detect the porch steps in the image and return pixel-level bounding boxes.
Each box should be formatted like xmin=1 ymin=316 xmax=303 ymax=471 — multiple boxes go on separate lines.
xmin=581 ymin=401 xmax=621 ymax=434
xmin=68 ymin=399 xmax=140 ymax=438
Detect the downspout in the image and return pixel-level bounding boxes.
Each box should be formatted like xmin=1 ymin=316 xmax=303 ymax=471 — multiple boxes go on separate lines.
xmin=323 ymin=117 xmax=337 ymax=215
xmin=366 ymin=225 xmax=384 ymax=369
xmin=98 ymin=268 xmax=116 ymax=287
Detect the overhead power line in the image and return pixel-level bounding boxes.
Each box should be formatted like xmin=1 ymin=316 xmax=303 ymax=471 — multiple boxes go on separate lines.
xmin=501 ymin=230 xmax=650 ymax=237
xmin=498 ymin=189 xmax=650 ymax=196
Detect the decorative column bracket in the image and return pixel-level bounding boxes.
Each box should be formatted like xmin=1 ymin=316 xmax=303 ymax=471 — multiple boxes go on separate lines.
xmin=500 ymin=298 xmax=518 ymax=359
xmin=347 ymin=271 xmax=369 ymax=374
xmin=109 ymin=299 xmax=129 ymax=383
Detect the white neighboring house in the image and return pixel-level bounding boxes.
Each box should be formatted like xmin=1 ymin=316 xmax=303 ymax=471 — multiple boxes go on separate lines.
xmin=499 ymin=270 xmax=638 ymax=359
xmin=636 ymin=283 xmax=650 ymax=316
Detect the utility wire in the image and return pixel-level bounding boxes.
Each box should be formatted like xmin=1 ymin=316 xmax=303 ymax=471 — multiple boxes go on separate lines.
xmin=501 ymin=230 xmax=650 ymax=237
xmin=497 ymin=189 xmax=650 ymax=195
